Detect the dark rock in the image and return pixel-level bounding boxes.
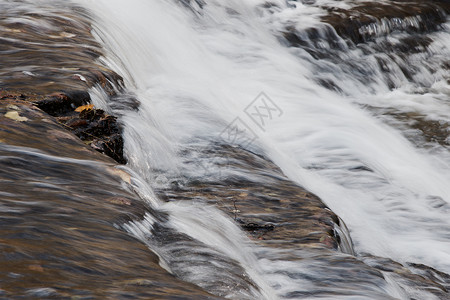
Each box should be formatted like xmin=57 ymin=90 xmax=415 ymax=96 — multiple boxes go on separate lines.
xmin=59 ymin=106 xmax=126 ymax=164
xmin=109 ymin=93 xmax=140 ymax=111
xmin=34 ymin=91 xmax=90 ymax=116
xmin=0 ymin=90 xmax=41 ymax=101
xmin=66 ymin=117 xmax=88 ymax=128
xmin=239 ymin=221 xmax=275 ymax=236
xmin=320 ymin=1 xmax=449 ymax=44
xmin=91 ymin=134 xmax=126 ymax=164
xmin=2 ymin=89 xmax=127 ymax=164
xmin=25 ymin=89 xmax=128 ymax=164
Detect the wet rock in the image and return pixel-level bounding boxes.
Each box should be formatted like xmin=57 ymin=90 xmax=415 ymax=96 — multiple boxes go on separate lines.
xmin=320 ymin=1 xmax=450 ymax=44
xmin=0 ymin=100 xmax=220 ymax=299
xmin=265 ymin=248 xmax=450 ymax=299
xmin=91 ymin=134 xmax=126 ymax=164
xmin=370 ymin=106 xmax=449 ymax=148
xmin=282 ymin=1 xmax=449 ymax=57
xmin=34 ymin=91 xmax=90 ymax=116
xmin=407 ymin=262 xmax=450 ymax=291
xmin=0 ymin=90 xmax=126 ymax=164
xmin=10 ymin=90 xmax=129 ymax=164
xmin=0 ymin=4 xmax=131 ymax=164
xmin=362 ymin=254 xmax=450 ymax=299
xmin=158 ymin=145 xmax=348 ymax=252
xmin=0 ymin=3 xmax=123 ymax=94
xmin=281 ymin=1 xmax=450 ymax=93
xmin=239 ymin=221 xmax=275 ymax=234
xmin=0 ymin=90 xmax=29 ymax=101
xmin=151 ymin=145 xmax=450 ymax=298
xmin=0 ymin=99 xmax=101 ymax=160
xmin=65 ymin=106 xmax=125 ymax=164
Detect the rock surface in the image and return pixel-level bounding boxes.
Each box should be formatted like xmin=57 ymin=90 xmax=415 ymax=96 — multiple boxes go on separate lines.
xmin=321 ymin=0 xmax=450 ymax=44
xmin=159 ymin=145 xmax=349 ymax=252
xmin=1 ymin=91 xmax=126 ymax=164
xmin=0 ymin=2 xmax=123 ymax=94
xmin=0 ymin=100 xmax=221 ymax=299
xmin=156 ymin=145 xmax=450 ymax=299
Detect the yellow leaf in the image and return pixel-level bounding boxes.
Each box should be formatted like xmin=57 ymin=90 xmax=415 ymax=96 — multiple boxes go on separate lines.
xmin=75 ymin=104 xmax=94 ymax=112
xmin=5 ymin=111 xmax=28 ymax=122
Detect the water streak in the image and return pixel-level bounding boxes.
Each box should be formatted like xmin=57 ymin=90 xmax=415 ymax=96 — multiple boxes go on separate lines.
xmin=78 ymin=0 xmax=450 ymax=298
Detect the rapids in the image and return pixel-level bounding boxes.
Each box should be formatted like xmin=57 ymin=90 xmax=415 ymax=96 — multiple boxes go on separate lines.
xmin=1 ymin=0 xmax=449 ymax=299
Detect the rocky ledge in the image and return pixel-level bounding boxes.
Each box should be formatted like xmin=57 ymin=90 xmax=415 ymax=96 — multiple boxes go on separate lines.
xmin=1 ymin=90 xmax=126 ymax=164
xmin=321 ymin=0 xmax=450 ymax=44
xmin=159 ymin=145 xmax=351 ymax=253
xmin=0 ymin=100 xmax=220 ymax=299
xmin=284 ymin=0 xmax=450 ymax=46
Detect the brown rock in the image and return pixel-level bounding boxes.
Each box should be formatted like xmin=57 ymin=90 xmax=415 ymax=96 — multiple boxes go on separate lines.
xmin=0 ymin=100 xmax=220 ymax=299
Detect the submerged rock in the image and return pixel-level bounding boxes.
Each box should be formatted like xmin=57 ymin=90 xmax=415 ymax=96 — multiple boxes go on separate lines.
xmin=155 ymin=144 xmax=450 ymax=298
xmin=282 ymin=1 xmax=450 ymax=56
xmin=158 ymin=145 xmax=349 ymax=252
xmin=321 ymin=1 xmax=450 ymax=44
xmin=0 ymin=2 xmax=123 ymax=94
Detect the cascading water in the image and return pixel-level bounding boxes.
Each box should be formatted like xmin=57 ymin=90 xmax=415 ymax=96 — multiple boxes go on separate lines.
xmin=70 ymin=0 xmax=449 ymax=298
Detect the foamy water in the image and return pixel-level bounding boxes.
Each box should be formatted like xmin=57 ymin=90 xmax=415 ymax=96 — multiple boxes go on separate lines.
xmin=77 ymin=0 xmax=449 ymax=298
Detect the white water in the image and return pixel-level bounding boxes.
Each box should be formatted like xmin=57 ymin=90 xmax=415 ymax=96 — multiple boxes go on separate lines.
xmin=78 ymin=0 xmax=449 ymax=298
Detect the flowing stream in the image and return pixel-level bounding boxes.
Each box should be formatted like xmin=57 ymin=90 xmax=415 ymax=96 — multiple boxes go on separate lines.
xmin=1 ymin=0 xmax=449 ymax=299
xmin=78 ymin=0 xmax=450 ymax=299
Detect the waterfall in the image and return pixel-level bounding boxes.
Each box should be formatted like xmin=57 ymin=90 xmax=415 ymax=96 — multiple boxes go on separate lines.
xmin=72 ymin=0 xmax=449 ymax=298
